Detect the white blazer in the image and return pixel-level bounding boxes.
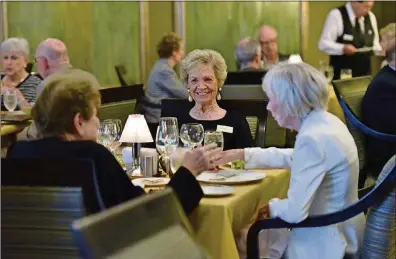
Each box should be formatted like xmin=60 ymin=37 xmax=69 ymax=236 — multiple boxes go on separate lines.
xmin=244 ymin=109 xmax=366 ymax=259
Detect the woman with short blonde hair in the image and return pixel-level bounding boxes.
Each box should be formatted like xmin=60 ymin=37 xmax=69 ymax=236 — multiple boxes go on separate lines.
xmin=8 ymin=73 xmax=222 ymax=215
xmin=176 ymin=49 xmax=252 ymax=150
xmin=1 ymin=37 xmax=41 ymax=109
xmin=217 ymin=62 xmax=365 ymax=259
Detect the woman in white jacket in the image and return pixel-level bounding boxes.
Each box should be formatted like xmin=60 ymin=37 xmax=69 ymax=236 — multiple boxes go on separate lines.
xmin=216 ymin=62 xmax=366 ymax=259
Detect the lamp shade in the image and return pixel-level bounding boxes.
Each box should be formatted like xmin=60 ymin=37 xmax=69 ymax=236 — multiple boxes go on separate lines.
xmin=119 ymin=114 xmax=153 ymax=143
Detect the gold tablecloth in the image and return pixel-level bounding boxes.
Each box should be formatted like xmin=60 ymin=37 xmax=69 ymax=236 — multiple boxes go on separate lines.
xmin=190 ymin=169 xmax=290 ymax=259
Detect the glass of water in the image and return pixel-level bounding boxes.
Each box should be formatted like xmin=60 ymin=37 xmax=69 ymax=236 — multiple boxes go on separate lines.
xmin=204 ymin=130 xmax=224 ymax=150
xmin=319 ymin=61 xmax=334 ymax=83
xmin=170 ymin=147 xmax=188 ymax=174
xmin=156 ymin=117 xmax=179 ymax=176
xmin=180 ymin=123 xmax=204 ymax=150
xmin=341 ymin=69 xmax=352 ymax=79
xmin=3 ymin=89 xmax=18 ymax=112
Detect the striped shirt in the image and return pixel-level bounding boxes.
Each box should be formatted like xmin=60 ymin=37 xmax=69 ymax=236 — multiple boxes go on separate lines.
xmin=17 ymin=74 xmax=41 ymax=103
xmin=1 ymin=74 xmax=41 ymax=110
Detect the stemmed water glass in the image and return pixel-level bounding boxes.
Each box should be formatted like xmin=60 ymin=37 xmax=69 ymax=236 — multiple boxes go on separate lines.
xmin=180 ymin=123 xmax=204 ymax=150
xmin=3 ymin=89 xmax=18 ymax=112
xmin=97 ymin=119 xmax=122 ymax=154
xmin=319 ymin=60 xmax=334 ymax=84
xmin=156 ymin=117 xmax=179 ymax=176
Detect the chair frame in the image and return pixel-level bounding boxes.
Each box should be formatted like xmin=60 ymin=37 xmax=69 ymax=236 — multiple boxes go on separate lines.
xmin=246 ymin=165 xmax=396 ymax=259
xmin=332 ymin=81 xmax=396 ymax=142
xmin=224 ymin=71 xmax=267 ymax=85
xmin=2 ymin=158 xmax=105 ymax=214
xmin=114 ymin=65 xmax=128 ymax=87
xmin=100 ymin=84 xmax=144 ymax=105
xmin=161 ymin=98 xmax=268 ymax=148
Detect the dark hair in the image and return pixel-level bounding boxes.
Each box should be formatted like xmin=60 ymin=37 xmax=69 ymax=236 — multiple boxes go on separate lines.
xmin=156 ymin=32 xmax=182 ymax=59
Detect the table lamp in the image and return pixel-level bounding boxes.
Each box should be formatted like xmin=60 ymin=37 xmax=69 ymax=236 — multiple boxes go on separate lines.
xmin=119 ymin=114 xmax=153 ymax=175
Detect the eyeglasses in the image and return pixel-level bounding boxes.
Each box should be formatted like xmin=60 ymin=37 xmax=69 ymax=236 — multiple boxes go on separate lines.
xmin=34 ymin=56 xmax=44 ymax=63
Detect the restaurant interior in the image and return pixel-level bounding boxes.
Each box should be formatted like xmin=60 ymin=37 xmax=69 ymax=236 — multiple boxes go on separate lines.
xmin=1 ymin=1 xmax=395 ymax=259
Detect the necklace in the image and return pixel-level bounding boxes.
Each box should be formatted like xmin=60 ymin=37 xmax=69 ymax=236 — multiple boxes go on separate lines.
xmin=2 ymin=73 xmax=28 ymax=88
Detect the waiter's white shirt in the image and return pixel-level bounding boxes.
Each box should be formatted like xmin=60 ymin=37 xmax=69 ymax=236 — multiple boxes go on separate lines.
xmin=244 ymin=109 xmax=366 ymax=259
xmin=318 ymin=2 xmax=382 ymax=56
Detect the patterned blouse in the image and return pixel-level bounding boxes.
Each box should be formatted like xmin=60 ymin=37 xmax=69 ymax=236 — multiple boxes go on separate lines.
xmin=1 ymin=74 xmax=42 ymax=109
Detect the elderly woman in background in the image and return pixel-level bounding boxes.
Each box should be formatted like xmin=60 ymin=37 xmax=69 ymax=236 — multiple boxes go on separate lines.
xmin=178 ymin=49 xmax=252 ymax=150
xmin=1 ymin=37 xmax=41 ymax=109
xmin=216 ymin=63 xmax=365 ymax=259
xmin=7 ymin=73 xmax=222 ymax=215
xmin=139 ymin=32 xmax=188 ymax=138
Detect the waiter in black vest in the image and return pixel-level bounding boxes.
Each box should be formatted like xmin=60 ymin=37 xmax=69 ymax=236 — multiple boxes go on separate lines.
xmin=318 ymin=1 xmax=382 ymax=80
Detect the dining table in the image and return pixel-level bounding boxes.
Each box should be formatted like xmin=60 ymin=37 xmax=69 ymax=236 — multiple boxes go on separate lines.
xmin=143 ymin=168 xmax=290 ymax=259
xmin=1 ymin=111 xmax=31 ymax=157
xmin=190 ymin=169 xmax=290 ymax=259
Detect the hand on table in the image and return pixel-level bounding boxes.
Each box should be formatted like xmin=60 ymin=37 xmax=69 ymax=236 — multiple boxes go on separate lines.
xmin=182 ymin=143 xmax=223 ymax=176
xmin=213 ymin=149 xmax=244 ymax=167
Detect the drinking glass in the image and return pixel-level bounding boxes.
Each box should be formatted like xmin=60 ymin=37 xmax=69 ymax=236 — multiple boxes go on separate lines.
xmin=204 ymin=130 xmax=224 ymax=150
xmin=341 ymin=69 xmax=352 ymax=79
xmin=319 ymin=60 xmax=334 ymax=83
xmin=169 ymin=147 xmax=188 ymax=174
xmin=180 ymin=123 xmax=204 ymax=150
xmin=97 ymin=120 xmax=118 ymax=152
xmin=3 ymin=89 xmax=18 ymax=112
xmin=156 ymin=117 xmax=179 ymax=176
xmin=103 ymin=119 xmax=123 ymax=153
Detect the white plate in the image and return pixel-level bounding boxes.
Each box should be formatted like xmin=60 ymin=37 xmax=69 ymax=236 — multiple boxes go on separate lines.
xmin=132 ymin=177 xmax=170 ymax=187
xmin=201 ymin=185 xmax=234 ymax=197
xmin=197 ymin=170 xmax=266 ymax=184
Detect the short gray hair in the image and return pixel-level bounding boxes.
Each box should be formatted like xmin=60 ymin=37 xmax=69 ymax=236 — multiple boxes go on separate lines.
xmin=263 ymin=62 xmax=329 ymax=118
xmin=1 ymin=37 xmax=30 ymax=57
xmin=180 ymin=49 xmax=228 ymax=88
xmin=380 ymin=23 xmax=396 ymax=62
xmin=235 ymin=37 xmax=260 ymax=68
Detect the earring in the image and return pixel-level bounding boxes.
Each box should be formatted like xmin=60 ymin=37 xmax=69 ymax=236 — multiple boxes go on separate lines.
xmin=188 ymin=90 xmax=193 ymax=102
xmin=216 ymin=87 xmax=222 ymax=101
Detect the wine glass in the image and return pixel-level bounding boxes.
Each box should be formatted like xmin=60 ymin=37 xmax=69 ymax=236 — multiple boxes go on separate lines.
xmin=3 ymin=89 xmax=18 ymax=112
xmin=103 ymin=119 xmax=123 ymax=153
xmin=180 ymin=123 xmax=204 ymax=150
xmin=156 ymin=117 xmax=179 ymax=175
xmin=169 ymin=147 xmax=188 ymax=174
xmin=341 ymin=69 xmax=352 ymax=79
xmin=204 ymin=130 xmax=224 ymax=150
xmin=319 ymin=60 xmax=334 ymax=83
xmin=97 ymin=120 xmax=118 ymax=152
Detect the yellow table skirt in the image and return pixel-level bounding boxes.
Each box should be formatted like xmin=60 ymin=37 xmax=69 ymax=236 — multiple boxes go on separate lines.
xmin=189 ymin=169 xmax=290 ymax=259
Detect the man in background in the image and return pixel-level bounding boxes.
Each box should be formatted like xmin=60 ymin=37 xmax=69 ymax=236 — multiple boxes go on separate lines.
xmin=235 ymin=37 xmax=262 ymax=71
xmin=257 ymin=25 xmax=290 ymax=70
xmin=35 ymin=38 xmax=99 ymax=96
xmin=18 ymin=38 xmax=99 ymax=140
xmin=361 ymin=23 xmax=396 ymax=179
xmin=318 ymin=1 xmax=381 ymax=79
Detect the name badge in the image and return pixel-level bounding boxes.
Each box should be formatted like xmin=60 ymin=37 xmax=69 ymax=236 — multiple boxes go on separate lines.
xmin=216 ymin=125 xmax=233 ymax=134
xmin=343 ymin=34 xmax=354 ymax=41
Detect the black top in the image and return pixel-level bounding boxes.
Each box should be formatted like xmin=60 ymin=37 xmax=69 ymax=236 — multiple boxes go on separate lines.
xmin=7 ymin=137 xmax=203 ymax=215
xmin=178 ymin=111 xmax=253 ymax=150
xmin=330 ymin=5 xmax=374 ymax=79
xmin=224 ymin=70 xmax=266 ymax=85
xmin=362 ymin=65 xmax=396 ymax=176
